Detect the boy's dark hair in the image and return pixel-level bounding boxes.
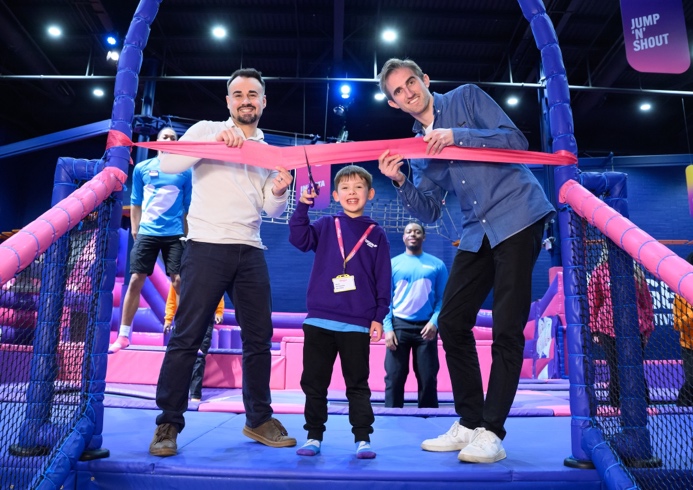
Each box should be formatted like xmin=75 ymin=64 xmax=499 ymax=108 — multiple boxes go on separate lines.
xmin=227 ymin=68 xmax=265 ymax=92
xmin=686 ymin=251 xmax=693 ymax=266
xmin=334 ymin=165 xmax=373 ymax=190
xmin=377 ymin=58 xmax=425 ymax=100
xmin=157 ymin=127 xmax=177 ymax=140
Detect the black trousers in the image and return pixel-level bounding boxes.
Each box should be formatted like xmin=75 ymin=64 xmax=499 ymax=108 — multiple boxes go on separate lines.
xmin=384 ymin=320 xmax=439 ymax=408
xmin=300 ymin=324 xmax=374 ymax=442
xmin=189 ymin=322 xmax=214 ymax=400
xmin=155 ymin=241 xmax=274 ymax=432
xmin=437 ymin=221 xmax=543 ymax=440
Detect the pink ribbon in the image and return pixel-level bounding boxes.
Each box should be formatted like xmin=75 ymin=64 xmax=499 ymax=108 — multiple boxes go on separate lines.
xmin=107 ymin=129 xmax=577 ymax=168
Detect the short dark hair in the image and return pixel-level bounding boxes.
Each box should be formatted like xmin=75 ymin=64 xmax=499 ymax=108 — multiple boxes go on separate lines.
xmin=157 ymin=127 xmax=177 ymax=140
xmin=686 ymin=251 xmax=693 ymax=266
xmin=227 ymin=68 xmax=265 ymax=92
xmin=334 ymin=165 xmax=373 ymax=189
xmin=377 ymin=58 xmax=425 ymax=100
xmin=404 ymin=221 xmax=425 ymax=235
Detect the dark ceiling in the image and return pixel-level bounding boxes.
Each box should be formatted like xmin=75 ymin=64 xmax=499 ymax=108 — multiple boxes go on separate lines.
xmin=1 ymin=0 xmax=693 ymax=158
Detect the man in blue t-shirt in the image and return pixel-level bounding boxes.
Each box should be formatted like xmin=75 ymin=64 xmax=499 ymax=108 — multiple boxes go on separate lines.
xmin=384 ymin=222 xmax=448 ymax=408
xmin=109 ymin=127 xmax=192 ymax=353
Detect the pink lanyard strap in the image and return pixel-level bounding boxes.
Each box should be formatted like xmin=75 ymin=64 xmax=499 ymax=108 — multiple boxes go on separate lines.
xmin=335 ymin=218 xmax=376 ymax=273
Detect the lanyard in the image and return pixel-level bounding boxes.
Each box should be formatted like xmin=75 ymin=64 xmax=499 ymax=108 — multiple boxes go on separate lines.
xmin=334 ymin=218 xmax=375 ymax=274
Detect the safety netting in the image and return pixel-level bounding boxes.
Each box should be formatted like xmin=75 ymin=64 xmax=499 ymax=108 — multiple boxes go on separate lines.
xmin=567 ymin=209 xmax=693 ymax=489
xmin=0 ymin=186 xmax=119 ymax=489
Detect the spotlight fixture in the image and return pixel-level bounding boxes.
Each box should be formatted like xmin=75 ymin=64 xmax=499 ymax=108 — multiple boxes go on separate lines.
xmin=374 ymin=93 xmax=386 ymax=101
xmin=106 ymin=35 xmax=117 ymax=46
xmin=381 ymin=29 xmax=397 ymax=43
xmin=340 ymin=84 xmax=351 ymax=100
xmin=639 ymin=103 xmax=652 ymax=111
xmin=47 ymin=25 xmax=62 ymax=38
xmin=106 ymin=50 xmax=120 ymax=62
xmin=333 ymin=105 xmax=346 ymax=117
xmin=93 ymin=88 xmax=105 ymax=97
xmin=507 ymin=96 xmax=519 ymax=106
xmin=212 ymin=26 xmax=227 ymax=39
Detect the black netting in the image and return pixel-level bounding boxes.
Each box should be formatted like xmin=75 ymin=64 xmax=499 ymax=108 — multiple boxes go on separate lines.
xmin=0 ymin=200 xmax=113 ymax=490
xmin=570 ymin=213 xmax=693 ymax=489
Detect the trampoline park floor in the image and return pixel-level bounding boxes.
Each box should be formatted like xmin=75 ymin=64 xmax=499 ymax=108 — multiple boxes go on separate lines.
xmin=62 ymin=381 xmax=605 ymax=489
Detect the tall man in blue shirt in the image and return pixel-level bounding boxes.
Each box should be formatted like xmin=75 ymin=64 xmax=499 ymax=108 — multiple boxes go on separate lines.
xmin=109 ymin=127 xmax=192 ymax=353
xmin=384 ymin=222 xmax=448 ymax=409
xmin=377 ymin=58 xmax=554 ymax=463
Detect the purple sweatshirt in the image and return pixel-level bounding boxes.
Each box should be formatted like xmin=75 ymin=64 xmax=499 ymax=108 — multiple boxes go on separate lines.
xmin=289 ymin=202 xmax=392 ymax=330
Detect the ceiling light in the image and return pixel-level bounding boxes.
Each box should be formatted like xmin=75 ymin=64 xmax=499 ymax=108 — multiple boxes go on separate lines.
xmin=639 ymin=103 xmax=652 ymax=111
xmin=106 ymin=35 xmax=117 ymax=46
xmin=93 ymin=88 xmax=105 ymax=97
xmin=507 ymin=96 xmax=519 ymax=106
xmin=47 ymin=26 xmax=62 ymax=38
xmin=340 ymin=84 xmax=351 ymax=99
xmin=212 ymin=26 xmax=227 ymax=39
xmin=374 ymin=93 xmax=386 ymax=101
xmin=381 ymin=29 xmax=397 ymax=43
xmin=106 ymin=50 xmax=120 ymax=62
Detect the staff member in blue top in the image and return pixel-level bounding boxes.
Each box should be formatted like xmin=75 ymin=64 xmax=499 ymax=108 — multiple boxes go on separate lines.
xmin=377 ymin=58 xmax=555 ymax=464
xmin=109 ymin=127 xmax=192 ymax=353
xmin=384 ymin=222 xmax=448 ymax=409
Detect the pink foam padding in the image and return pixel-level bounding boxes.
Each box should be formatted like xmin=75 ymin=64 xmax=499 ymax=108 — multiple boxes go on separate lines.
xmin=520 ymin=359 xmax=534 ymax=379
xmin=472 ymin=326 xmax=493 ymax=340
xmin=282 ymin=337 xmax=493 ymax=392
xmin=105 ymin=348 xmax=286 ymax=389
xmin=105 ymin=349 xmax=166 ymax=384
xmin=523 ymin=321 xmax=535 ymax=340
xmin=272 ymin=327 xmax=303 ymax=342
xmin=198 ymin=402 xmax=304 ymax=414
xmin=203 ymin=352 xmax=286 ymax=390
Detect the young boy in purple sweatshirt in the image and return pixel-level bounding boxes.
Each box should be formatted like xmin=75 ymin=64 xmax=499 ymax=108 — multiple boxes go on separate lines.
xmin=289 ymin=164 xmax=392 ymax=459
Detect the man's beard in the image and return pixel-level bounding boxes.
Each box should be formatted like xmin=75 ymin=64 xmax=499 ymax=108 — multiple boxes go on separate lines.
xmin=235 ymin=112 xmax=259 ymax=125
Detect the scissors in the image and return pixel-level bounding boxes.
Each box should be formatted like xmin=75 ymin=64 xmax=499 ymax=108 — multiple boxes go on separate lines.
xmin=304 ymin=147 xmax=320 ymax=207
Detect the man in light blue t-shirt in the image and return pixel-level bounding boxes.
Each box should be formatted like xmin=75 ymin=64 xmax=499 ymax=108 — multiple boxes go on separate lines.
xmin=109 ymin=127 xmax=192 ymax=353
xmin=384 ymin=222 xmax=448 ymax=408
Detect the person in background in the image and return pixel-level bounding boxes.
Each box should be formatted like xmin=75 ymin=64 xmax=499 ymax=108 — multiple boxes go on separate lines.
xmin=110 ymin=127 xmax=192 ymax=354
xmin=162 ymin=284 xmax=225 ymax=402
xmin=289 ymin=165 xmax=391 ymax=459
xmin=377 ymin=58 xmax=554 ymax=463
xmin=673 ymin=252 xmax=693 ymax=406
xmin=384 ymin=222 xmax=448 ymax=408
xmin=149 ymin=68 xmax=295 ymax=457
xmin=588 ymin=259 xmax=654 ymax=408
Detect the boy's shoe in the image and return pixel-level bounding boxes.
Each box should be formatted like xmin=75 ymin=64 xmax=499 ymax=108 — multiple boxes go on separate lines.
xmin=296 ymin=439 xmax=321 ymax=456
xmin=421 ymin=421 xmax=475 ymax=452
xmin=149 ymin=423 xmax=178 ymax=457
xmin=355 ymin=441 xmax=376 ymax=459
xmin=242 ymin=418 xmax=297 ymax=447
xmin=457 ymin=428 xmax=506 ymax=463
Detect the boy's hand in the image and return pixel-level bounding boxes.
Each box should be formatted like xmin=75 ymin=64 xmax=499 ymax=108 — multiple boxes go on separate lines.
xmin=299 ymin=187 xmax=319 ymax=206
xmin=370 ymin=321 xmax=383 ymax=342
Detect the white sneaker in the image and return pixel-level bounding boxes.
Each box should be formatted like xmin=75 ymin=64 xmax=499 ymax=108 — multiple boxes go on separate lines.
xmin=457 ymin=428 xmax=506 ymax=463
xmin=421 ymin=421 xmax=475 ymax=452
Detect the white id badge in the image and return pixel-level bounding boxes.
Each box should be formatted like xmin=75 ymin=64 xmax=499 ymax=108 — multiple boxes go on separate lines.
xmin=332 ymin=274 xmax=356 ymax=293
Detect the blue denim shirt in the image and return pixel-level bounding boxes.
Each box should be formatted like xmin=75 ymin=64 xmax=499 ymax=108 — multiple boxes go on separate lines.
xmin=395 ymin=84 xmax=555 ymax=252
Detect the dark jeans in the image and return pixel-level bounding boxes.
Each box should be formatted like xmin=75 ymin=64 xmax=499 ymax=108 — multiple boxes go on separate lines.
xmin=300 ymin=324 xmax=374 ymax=442
xmin=189 ymin=322 xmax=214 ymax=400
xmin=437 ymin=221 xmax=543 ymax=440
xmin=156 ymin=241 xmax=274 ymax=432
xmin=384 ymin=319 xmax=439 ymax=408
